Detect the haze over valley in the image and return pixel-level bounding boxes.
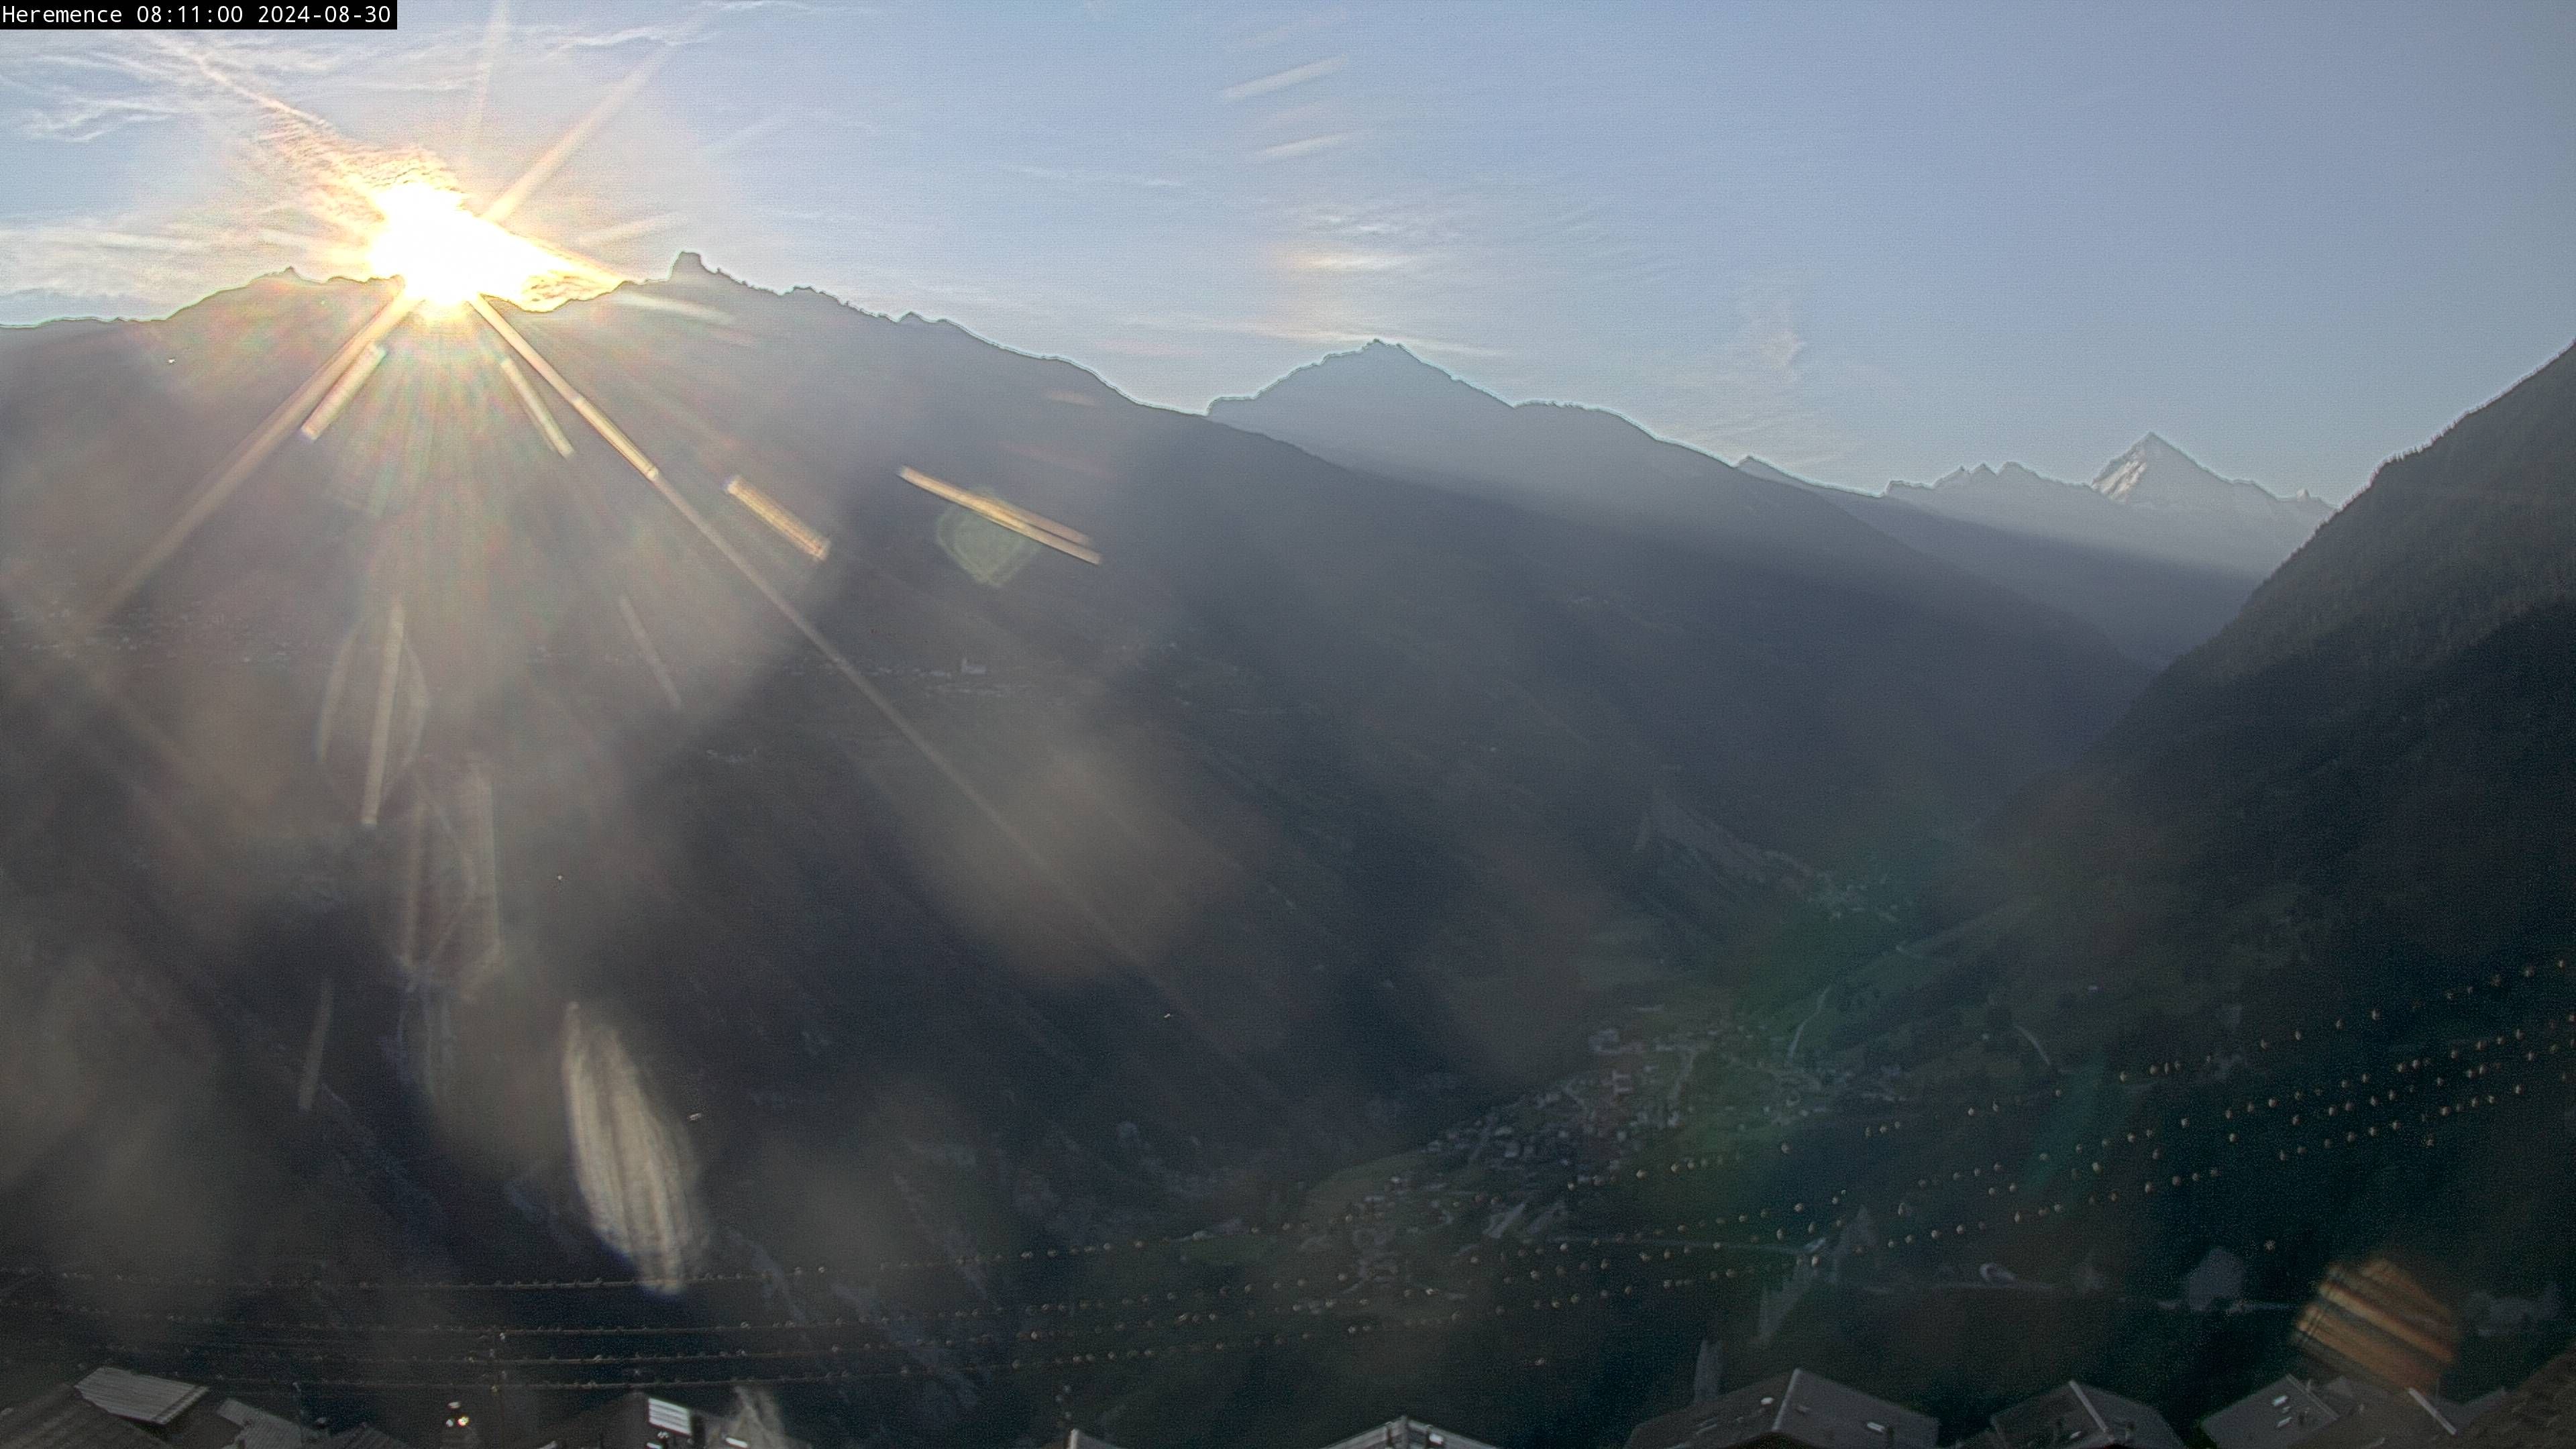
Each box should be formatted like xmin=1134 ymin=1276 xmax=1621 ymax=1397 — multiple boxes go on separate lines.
xmin=0 ymin=6 xmax=2570 ymax=1448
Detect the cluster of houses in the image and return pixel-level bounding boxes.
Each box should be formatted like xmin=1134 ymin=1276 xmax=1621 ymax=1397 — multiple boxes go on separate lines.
xmin=8 ymin=1340 xmax=2571 ymax=1449
xmin=1590 ymin=1256 xmax=2576 ymax=1448
xmin=0 ymin=1372 xmax=807 ymax=1449
xmin=1609 ymin=1356 xmax=2555 ymax=1449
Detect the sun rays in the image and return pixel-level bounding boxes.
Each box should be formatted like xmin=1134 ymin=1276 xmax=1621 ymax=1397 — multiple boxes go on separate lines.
xmin=360 ymin=179 xmax=617 ymax=312
xmin=60 ymin=40 xmax=1149 ymax=1296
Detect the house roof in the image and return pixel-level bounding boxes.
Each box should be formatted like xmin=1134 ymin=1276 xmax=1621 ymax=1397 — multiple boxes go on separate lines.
xmin=2202 ymin=1378 xmax=2348 ymax=1449
xmin=1988 ymin=1383 xmax=2186 ymax=1449
xmin=71 ymin=1372 xmax=207 ymax=1429
xmin=2286 ymin=1383 xmax=2492 ymax=1449
xmin=502 ymin=1392 xmax=708 ymax=1449
xmin=1313 ymin=1420 xmax=1503 ymax=1449
xmin=210 ymin=1401 xmax=303 ymax=1449
xmin=158 ymin=1409 xmax=243 ymax=1449
xmin=1 ymin=1387 xmax=182 ymax=1449
xmin=1626 ymin=1369 xmax=1941 ymax=1449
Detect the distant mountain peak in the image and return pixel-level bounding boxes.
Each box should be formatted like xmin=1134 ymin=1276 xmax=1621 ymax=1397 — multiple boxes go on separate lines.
xmin=1924 ymin=461 xmax=2067 ymax=492
xmin=1314 ymin=338 xmax=1456 ymax=384
xmin=1212 ymin=338 xmax=1503 ymax=420
xmin=2091 ymin=433 xmax=2265 ymax=508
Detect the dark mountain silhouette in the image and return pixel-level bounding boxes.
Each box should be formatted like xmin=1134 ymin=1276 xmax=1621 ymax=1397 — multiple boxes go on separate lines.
xmin=1959 ymin=339 xmax=2576 ymax=1032
xmin=1212 ymin=343 xmax=2326 ymax=667
xmin=1207 ymin=341 xmax=1949 ymax=570
xmin=1206 ymin=339 xmax=2154 ymax=689
xmin=1840 ymin=439 xmax=2333 ymax=665
xmin=1658 ymin=348 xmax=2576 ymax=1438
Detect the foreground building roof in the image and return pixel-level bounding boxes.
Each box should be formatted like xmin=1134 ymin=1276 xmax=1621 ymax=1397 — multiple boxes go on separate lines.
xmin=1983 ymin=1382 xmax=2186 ymax=1449
xmin=2203 ymin=1377 xmax=2355 ymax=1449
xmin=69 ymin=1374 xmax=206 ymax=1431
xmin=1626 ymin=1370 xmax=1939 ymax=1449
xmin=0 ymin=1388 xmax=177 ymax=1449
xmin=1314 ymin=1419 xmax=1501 ymax=1449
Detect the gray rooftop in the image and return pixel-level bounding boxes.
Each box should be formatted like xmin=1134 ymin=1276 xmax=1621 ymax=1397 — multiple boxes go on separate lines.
xmin=1627 ymin=1369 xmax=1941 ymax=1449
xmin=1313 ymin=1420 xmax=1502 ymax=1449
xmin=2202 ymin=1378 xmax=2347 ymax=1449
xmin=2290 ymin=1383 xmax=2500 ymax=1449
xmin=210 ymin=1403 xmax=303 ymax=1449
xmin=1 ymin=1387 xmax=179 ymax=1449
xmin=1988 ymin=1383 xmax=2185 ymax=1449
xmin=72 ymin=1373 xmax=207 ymax=1430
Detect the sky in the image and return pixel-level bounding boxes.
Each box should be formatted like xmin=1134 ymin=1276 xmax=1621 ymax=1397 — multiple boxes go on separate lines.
xmin=1 ymin=0 xmax=2570 ymax=501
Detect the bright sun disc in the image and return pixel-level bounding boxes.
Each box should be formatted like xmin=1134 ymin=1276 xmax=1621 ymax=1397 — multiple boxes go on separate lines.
xmin=364 ymin=180 xmax=607 ymax=311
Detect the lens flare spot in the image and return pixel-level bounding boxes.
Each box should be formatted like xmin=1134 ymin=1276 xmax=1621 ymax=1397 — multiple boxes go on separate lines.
xmin=561 ymin=1004 xmax=704 ymax=1293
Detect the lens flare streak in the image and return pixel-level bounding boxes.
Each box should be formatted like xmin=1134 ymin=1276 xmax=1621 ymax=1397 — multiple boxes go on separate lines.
xmin=96 ymin=290 xmax=418 ymax=626
xmin=464 ymin=295 xmax=1156 ymax=977
xmin=458 ymin=765 xmax=505 ymax=998
xmin=315 ymin=623 xmax=360 ymax=763
xmin=498 ymin=354 xmax=576 ymax=457
xmin=299 ymin=342 xmax=386 ymax=440
xmin=722 ymin=476 xmax=832 ymax=562
xmin=295 ymin=979 xmax=333 ymax=1114
xmin=896 ymin=467 xmax=1102 ymax=565
xmin=358 ymin=599 xmax=407 ymax=828
xmin=619 ymin=593 xmax=685 ymax=711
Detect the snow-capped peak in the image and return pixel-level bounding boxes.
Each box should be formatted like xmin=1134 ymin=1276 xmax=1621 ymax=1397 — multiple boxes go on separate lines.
xmin=1926 ymin=462 xmax=2067 ymax=492
xmin=2091 ymin=433 xmax=2246 ymax=508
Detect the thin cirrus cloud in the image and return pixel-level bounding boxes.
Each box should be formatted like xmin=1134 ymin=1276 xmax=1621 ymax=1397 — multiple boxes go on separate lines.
xmin=1220 ymin=55 xmax=1345 ymax=102
xmin=1134 ymin=309 xmax=1511 ymax=359
xmin=1646 ymin=290 xmax=1871 ymax=470
xmin=1003 ymin=163 xmax=1188 ymax=191
xmin=1256 ymin=130 xmax=1362 ymax=161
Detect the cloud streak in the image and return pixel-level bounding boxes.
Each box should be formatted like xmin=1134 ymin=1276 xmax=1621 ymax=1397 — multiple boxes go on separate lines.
xmin=1003 ymin=163 xmax=1187 ymax=191
xmin=1256 ymin=129 xmax=1362 ymax=161
xmin=1132 ymin=309 xmax=1511 ymax=359
xmin=1221 ymin=55 xmax=1346 ymax=103
xmin=1646 ymin=284 xmax=1874 ymax=471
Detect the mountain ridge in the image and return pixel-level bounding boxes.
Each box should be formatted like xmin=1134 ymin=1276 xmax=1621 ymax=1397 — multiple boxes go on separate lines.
xmin=1966 ymin=337 xmax=2576 ymax=1024
xmin=1843 ymin=435 xmax=2335 ymax=663
xmin=0 ymin=258 xmax=2149 ymax=1311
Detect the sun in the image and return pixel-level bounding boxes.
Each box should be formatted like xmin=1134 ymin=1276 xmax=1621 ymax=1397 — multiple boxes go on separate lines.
xmin=362 ymin=180 xmax=614 ymax=311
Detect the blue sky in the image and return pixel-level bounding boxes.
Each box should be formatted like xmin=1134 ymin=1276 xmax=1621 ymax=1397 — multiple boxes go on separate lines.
xmin=1 ymin=0 xmax=2569 ymax=500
